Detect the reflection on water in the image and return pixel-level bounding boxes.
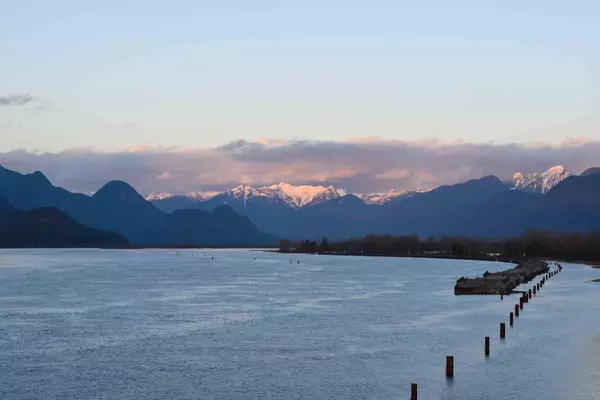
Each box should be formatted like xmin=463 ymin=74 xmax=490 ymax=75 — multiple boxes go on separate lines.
xmin=0 ymin=249 xmax=599 ymax=400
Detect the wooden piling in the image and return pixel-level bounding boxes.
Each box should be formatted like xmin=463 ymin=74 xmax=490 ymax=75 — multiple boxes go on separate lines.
xmin=501 ymin=294 xmax=504 ymax=300
xmin=485 ymin=337 xmax=490 ymax=356
xmin=520 ymin=297 xmax=524 ymax=310
xmin=515 ymin=304 xmax=519 ymax=317
xmin=411 ymin=383 xmax=418 ymax=400
xmin=446 ymin=356 xmax=454 ymax=377
xmin=510 ymin=312 xmax=514 ymax=326
xmin=533 ymin=286 xmax=536 ymax=295
xmin=528 ymin=288 xmax=532 ymax=298
xmin=500 ymin=323 xmax=506 ymax=339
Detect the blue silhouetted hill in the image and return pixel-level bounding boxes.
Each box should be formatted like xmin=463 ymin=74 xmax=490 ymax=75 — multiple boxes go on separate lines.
xmin=0 ymin=196 xmax=129 ymax=248
xmin=458 ymin=172 xmax=600 ymax=237
xmin=0 ymin=166 xmax=277 ymax=247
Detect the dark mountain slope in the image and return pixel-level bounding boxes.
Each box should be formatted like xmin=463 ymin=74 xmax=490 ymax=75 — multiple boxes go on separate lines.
xmin=581 ymin=167 xmax=600 ymax=177
xmin=0 ymin=197 xmax=129 ymax=248
xmin=151 ymin=195 xmax=197 ymax=213
xmin=458 ymin=173 xmax=600 ymax=238
xmin=166 ymin=206 xmax=277 ymax=246
xmin=458 ymin=190 xmax=543 ymax=238
xmin=90 ymin=180 xmax=170 ymax=243
xmin=531 ymin=173 xmax=600 ymax=233
xmin=0 ymin=166 xmax=276 ymax=246
xmin=376 ymin=176 xmax=508 ymax=236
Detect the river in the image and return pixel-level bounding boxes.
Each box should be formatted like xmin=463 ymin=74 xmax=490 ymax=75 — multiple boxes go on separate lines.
xmin=0 ymin=249 xmax=598 ymax=399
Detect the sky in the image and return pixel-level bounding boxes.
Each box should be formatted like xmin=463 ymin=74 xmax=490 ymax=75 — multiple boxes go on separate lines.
xmin=1 ymin=1 xmax=599 ymax=194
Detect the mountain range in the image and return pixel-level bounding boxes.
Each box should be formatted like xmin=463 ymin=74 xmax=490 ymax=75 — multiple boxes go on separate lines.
xmin=148 ymin=166 xmax=572 ymax=213
xmin=1 ymin=164 xmax=599 ymax=246
xmin=0 ymin=166 xmax=277 ymax=247
xmin=141 ymin=165 xmax=600 ymax=240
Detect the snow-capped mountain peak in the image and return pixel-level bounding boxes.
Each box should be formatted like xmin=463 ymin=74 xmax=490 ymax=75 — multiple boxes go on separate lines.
xmin=358 ymin=188 xmax=430 ymax=205
xmin=146 ymin=191 xmax=219 ymax=202
xmin=147 ymin=183 xmax=431 ymax=208
xmin=186 ymin=191 xmax=220 ymax=201
xmin=262 ymin=182 xmax=343 ymax=208
xmin=507 ymin=165 xmax=571 ymax=193
xmin=146 ymin=192 xmax=175 ymax=201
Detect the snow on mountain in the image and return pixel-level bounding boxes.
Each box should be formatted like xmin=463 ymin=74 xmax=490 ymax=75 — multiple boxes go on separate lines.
xmin=506 ymin=165 xmax=571 ymax=193
xmin=359 ymin=188 xmax=430 ymax=205
xmin=146 ymin=192 xmax=176 ymax=201
xmin=220 ymin=183 xmax=344 ymax=208
xmin=262 ymin=183 xmax=344 ymax=207
xmin=146 ymin=183 xmax=345 ymax=208
xmin=147 ymin=183 xmax=439 ymax=208
xmin=185 ymin=191 xmax=220 ymax=201
xmin=146 ymin=191 xmax=219 ymax=201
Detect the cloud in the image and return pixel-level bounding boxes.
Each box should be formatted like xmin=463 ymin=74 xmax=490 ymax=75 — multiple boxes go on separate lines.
xmin=1 ymin=138 xmax=599 ymax=195
xmin=156 ymin=172 xmax=174 ymax=180
xmin=0 ymin=93 xmax=34 ymax=107
xmin=375 ymin=169 xmax=411 ymax=180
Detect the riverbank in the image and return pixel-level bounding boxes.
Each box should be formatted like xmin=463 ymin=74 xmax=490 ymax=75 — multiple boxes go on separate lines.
xmin=276 ymin=249 xmax=600 ymax=269
xmin=274 ymin=250 xmax=524 ymax=264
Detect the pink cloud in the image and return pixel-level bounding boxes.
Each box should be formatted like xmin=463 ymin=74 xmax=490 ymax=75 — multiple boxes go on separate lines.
xmin=375 ymin=169 xmax=411 ymax=180
xmin=1 ymin=137 xmax=599 ymax=195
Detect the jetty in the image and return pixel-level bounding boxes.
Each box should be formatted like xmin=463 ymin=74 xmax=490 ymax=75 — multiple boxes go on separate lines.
xmin=454 ymin=260 xmax=549 ymax=295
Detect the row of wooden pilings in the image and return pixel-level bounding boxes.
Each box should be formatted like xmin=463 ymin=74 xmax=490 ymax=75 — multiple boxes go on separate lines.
xmin=410 ymin=262 xmax=563 ymax=399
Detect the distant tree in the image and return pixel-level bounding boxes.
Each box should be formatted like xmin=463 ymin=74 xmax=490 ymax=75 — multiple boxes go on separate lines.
xmin=319 ymin=236 xmax=331 ymax=252
xmin=279 ymin=239 xmax=291 ymax=253
xmin=287 ymin=230 xmax=600 ymax=262
xmin=451 ymin=241 xmax=464 ymax=256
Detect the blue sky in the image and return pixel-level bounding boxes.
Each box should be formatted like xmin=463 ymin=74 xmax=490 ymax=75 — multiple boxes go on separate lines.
xmin=1 ymin=1 xmax=599 ymax=193
xmin=1 ymin=0 xmax=599 ymax=152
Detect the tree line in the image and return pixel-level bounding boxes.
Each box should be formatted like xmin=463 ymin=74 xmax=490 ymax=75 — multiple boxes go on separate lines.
xmin=279 ymin=231 xmax=600 ymax=262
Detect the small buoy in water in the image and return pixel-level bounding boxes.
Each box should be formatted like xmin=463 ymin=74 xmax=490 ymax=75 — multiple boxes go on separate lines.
xmin=297 ymin=260 xmax=300 ymax=264
xmin=212 ymin=257 xmax=214 ymax=260
xmin=254 ymin=257 xmax=256 ymax=261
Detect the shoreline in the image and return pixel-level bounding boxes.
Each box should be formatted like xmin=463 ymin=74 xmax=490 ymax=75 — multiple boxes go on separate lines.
xmin=272 ymin=251 xmax=522 ymax=264
xmin=274 ymin=250 xmax=600 ymax=268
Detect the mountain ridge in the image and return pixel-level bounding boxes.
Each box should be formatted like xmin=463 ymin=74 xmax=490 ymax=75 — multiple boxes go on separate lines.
xmin=0 ymin=195 xmax=129 ymax=248
xmin=0 ymin=166 xmax=277 ymax=247
xmin=148 ymin=165 xmax=572 ymax=212
xmin=4 ymin=164 xmax=600 ymax=243
xmin=504 ymin=165 xmax=571 ymax=193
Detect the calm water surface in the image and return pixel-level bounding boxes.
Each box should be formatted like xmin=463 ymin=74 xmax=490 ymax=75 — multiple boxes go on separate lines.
xmin=0 ymin=249 xmax=599 ymax=400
